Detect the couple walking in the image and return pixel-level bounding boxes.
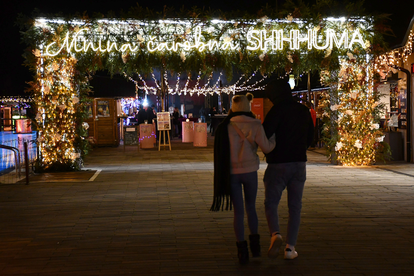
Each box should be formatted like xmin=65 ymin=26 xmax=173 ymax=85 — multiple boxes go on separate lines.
xmin=211 ymin=79 xmax=314 ymax=264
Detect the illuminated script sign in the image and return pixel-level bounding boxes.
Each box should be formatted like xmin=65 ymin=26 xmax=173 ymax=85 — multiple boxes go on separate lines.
xmin=38 ymin=19 xmax=368 ymax=56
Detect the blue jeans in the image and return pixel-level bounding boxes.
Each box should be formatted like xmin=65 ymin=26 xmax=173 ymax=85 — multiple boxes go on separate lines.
xmin=264 ymin=162 xmax=306 ymax=246
xmin=230 ymin=171 xmax=258 ymax=242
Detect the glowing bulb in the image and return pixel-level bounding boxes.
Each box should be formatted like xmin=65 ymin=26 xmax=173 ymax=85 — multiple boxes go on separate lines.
xmin=289 ymin=74 xmax=295 ymax=89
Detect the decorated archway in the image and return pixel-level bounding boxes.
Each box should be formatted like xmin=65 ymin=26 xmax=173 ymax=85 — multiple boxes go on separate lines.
xmin=19 ymin=5 xmax=392 ymax=170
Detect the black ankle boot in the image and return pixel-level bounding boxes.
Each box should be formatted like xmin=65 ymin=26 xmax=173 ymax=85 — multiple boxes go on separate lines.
xmin=236 ymin=240 xmax=249 ymax=264
xmin=249 ymin=234 xmax=261 ymax=257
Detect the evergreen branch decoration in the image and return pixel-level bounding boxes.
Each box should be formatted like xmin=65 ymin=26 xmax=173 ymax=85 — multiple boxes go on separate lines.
xmin=18 ymin=1 xmax=394 ymax=169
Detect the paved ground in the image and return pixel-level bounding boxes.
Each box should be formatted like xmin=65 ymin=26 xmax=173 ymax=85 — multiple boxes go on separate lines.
xmin=1 ymin=136 xmax=414 ymax=275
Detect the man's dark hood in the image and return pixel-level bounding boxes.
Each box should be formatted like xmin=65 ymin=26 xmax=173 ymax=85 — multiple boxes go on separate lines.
xmin=265 ymin=79 xmax=293 ymax=105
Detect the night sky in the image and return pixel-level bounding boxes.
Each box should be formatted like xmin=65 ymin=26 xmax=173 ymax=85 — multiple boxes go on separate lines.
xmin=1 ymin=0 xmax=413 ymax=97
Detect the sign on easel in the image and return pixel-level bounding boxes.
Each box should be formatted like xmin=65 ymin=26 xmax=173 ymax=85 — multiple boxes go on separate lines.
xmin=157 ymin=112 xmax=171 ymax=130
xmin=157 ymin=112 xmax=172 ymax=151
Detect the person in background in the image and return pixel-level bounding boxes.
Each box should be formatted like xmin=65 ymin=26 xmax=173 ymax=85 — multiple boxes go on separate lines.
xmin=151 ymin=104 xmax=157 ymax=113
xmin=305 ymin=102 xmax=317 ymax=149
xmin=305 ymin=102 xmax=317 ymax=128
xmin=137 ymin=105 xmax=147 ymax=125
xmin=146 ymin=105 xmax=155 ymax=123
xmin=209 ymin=107 xmax=218 ymax=133
xmin=172 ymin=107 xmax=180 ymax=137
xmin=262 ymin=79 xmax=314 ymax=260
xmin=150 ymin=104 xmax=157 ymax=122
xmin=211 ymin=93 xmax=276 ymax=264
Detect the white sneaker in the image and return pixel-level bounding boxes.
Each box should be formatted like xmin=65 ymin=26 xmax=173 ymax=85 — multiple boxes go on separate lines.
xmin=284 ymin=248 xmax=298 ymax=260
xmin=267 ymin=234 xmax=283 ymax=258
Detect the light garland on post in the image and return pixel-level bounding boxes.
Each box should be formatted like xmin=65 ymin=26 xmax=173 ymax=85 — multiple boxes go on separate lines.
xmin=321 ymin=55 xmax=385 ymax=166
xmin=33 ymin=52 xmax=80 ymax=169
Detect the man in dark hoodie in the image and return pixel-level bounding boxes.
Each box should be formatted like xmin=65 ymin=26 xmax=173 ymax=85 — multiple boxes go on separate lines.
xmin=262 ymin=79 xmax=314 ymax=260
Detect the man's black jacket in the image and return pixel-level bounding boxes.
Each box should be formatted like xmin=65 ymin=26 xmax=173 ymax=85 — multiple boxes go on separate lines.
xmin=263 ymin=99 xmax=314 ymax=163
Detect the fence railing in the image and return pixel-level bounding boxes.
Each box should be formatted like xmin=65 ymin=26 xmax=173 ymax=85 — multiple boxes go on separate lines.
xmin=0 ymin=132 xmax=37 ymax=184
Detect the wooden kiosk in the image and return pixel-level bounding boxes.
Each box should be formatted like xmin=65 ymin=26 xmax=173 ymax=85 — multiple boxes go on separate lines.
xmin=84 ymin=98 xmax=119 ymax=146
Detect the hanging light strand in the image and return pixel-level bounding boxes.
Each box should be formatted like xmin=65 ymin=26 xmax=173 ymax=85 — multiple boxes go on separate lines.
xmin=124 ymin=69 xmax=268 ymax=96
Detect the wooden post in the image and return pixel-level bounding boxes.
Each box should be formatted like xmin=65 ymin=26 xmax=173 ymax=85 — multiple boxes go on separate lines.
xmin=307 ymin=70 xmax=311 ymax=105
xmin=160 ymin=70 xmax=166 ymax=112
xmin=24 ymin=142 xmax=29 ymax=185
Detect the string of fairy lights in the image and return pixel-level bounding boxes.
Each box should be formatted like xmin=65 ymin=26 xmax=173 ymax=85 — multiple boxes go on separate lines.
xmin=33 ymin=55 xmax=81 ymax=168
xmin=123 ymin=70 xmax=269 ymax=97
xmin=28 ymin=15 xmax=412 ymax=169
xmin=0 ymin=96 xmax=33 ymax=109
xmin=0 ymin=96 xmax=33 ymax=103
xmin=374 ymin=29 xmax=414 ymax=74
xmin=330 ymin=59 xmax=382 ymax=166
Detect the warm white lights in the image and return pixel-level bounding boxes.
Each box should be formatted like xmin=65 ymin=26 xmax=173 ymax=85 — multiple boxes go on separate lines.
xmin=246 ymin=29 xmax=365 ymax=51
xmin=124 ymin=70 xmax=267 ymax=96
xmin=40 ymin=19 xmax=369 ymax=57
xmin=375 ymin=29 xmax=414 ymax=75
xmin=289 ymin=74 xmax=295 ymax=89
xmin=30 ymin=15 xmax=377 ymax=169
xmin=143 ymin=98 xmax=148 ymax=107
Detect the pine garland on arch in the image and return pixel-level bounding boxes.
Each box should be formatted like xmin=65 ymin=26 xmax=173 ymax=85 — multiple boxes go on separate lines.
xmin=17 ymin=1 xmax=393 ymax=170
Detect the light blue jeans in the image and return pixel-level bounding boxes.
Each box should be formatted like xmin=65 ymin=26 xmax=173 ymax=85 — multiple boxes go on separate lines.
xmin=230 ymin=171 xmax=258 ymax=242
xmin=264 ymin=162 xmax=306 ymax=246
